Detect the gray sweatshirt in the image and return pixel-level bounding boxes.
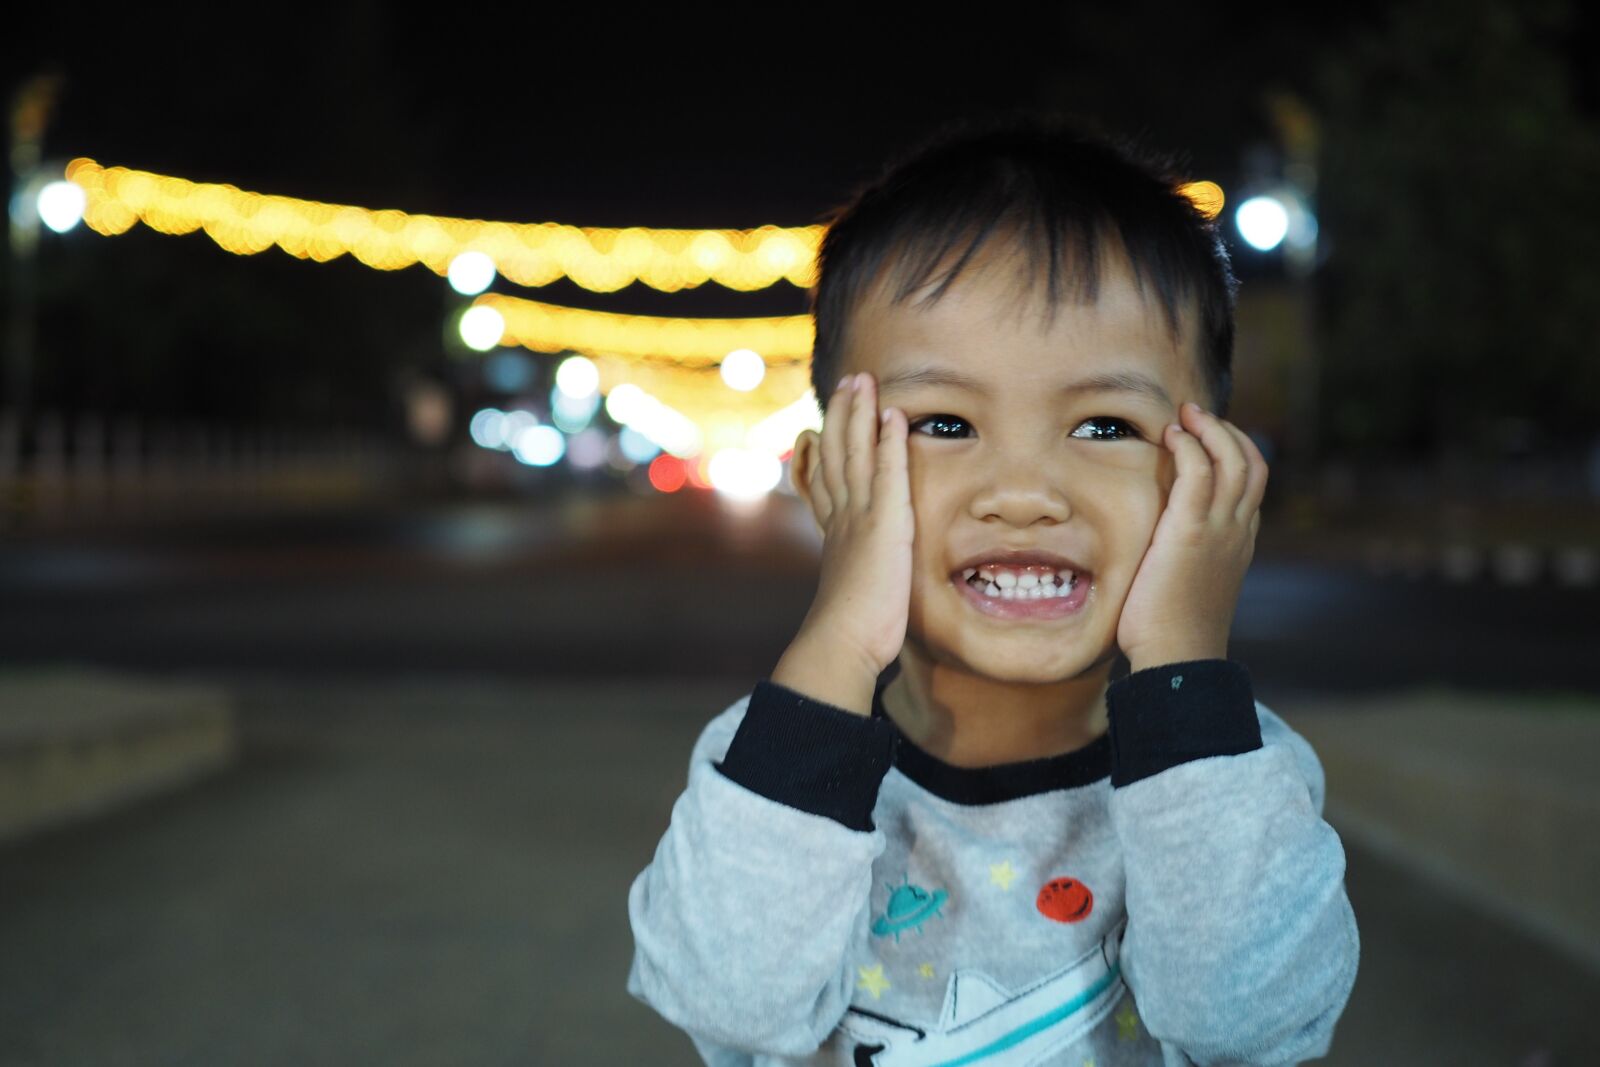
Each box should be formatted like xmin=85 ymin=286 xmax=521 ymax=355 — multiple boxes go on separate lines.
xmin=627 ymin=658 xmax=1359 ymax=1065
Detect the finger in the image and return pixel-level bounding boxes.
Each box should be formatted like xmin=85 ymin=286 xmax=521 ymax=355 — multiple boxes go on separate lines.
xmin=1164 ymin=420 xmax=1214 ymax=524
xmin=875 ymin=406 xmax=910 ymax=512
xmin=1235 ymin=427 xmax=1270 ymax=522
xmin=845 ymin=373 xmax=880 ymax=507
xmin=1208 ymin=417 xmax=1261 ymax=519
xmin=820 ymin=374 xmax=854 ymax=506
xmin=1180 ymin=404 xmax=1250 ymax=519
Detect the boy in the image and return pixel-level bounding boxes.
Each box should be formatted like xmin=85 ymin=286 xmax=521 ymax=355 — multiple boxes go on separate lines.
xmin=627 ymin=119 xmax=1359 ymax=1066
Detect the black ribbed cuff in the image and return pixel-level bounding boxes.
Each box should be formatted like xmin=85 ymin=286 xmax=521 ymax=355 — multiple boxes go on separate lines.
xmin=714 ymin=680 xmax=898 ymax=832
xmin=1107 ymin=659 xmax=1263 ymax=788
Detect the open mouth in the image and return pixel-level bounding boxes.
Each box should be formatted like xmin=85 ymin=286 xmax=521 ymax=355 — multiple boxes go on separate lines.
xmin=950 ymin=564 xmax=1091 ymax=619
xmin=960 ymin=565 xmax=1078 ymax=599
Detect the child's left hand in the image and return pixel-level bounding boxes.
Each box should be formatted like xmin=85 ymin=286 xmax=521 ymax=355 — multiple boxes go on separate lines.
xmin=1116 ymin=402 xmax=1270 ymax=673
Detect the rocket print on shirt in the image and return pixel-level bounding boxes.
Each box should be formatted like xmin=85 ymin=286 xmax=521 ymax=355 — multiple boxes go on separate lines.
xmin=839 ymin=919 xmax=1129 ymax=1065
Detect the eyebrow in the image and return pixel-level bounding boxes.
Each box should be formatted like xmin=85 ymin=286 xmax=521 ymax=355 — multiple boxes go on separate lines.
xmin=876 ymin=365 xmax=1174 ymax=408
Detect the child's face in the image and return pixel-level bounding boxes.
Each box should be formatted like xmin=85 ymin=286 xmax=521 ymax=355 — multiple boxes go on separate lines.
xmin=839 ymin=244 xmax=1207 ymax=687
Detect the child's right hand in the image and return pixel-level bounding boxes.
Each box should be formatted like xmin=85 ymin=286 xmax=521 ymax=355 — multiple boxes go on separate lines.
xmin=772 ymin=372 xmax=913 ymax=714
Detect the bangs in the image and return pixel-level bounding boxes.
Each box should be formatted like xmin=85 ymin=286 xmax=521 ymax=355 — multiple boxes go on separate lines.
xmin=809 ymin=118 xmax=1236 ymax=415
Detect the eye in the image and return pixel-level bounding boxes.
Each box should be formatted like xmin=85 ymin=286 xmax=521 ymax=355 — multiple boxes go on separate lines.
xmin=1069 ymin=417 xmax=1141 ymax=442
xmin=907 ymin=414 xmax=973 ymax=439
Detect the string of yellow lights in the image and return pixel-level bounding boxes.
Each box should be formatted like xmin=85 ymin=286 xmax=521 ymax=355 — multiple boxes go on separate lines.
xmin=65 ymin=158 xmax=823 ymax=293
xmin=476 ymin=293 xmax=812 ymax=365
xmin=63 ymin=159 xmax=1223 ymax=299
xmin=60 ymin=157 xmax=1225 ymax=453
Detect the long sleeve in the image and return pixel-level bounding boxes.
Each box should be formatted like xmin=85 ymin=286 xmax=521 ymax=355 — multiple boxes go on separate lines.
xmin=1105 ymin=660 xmax=1360 ymax=1066
xmin=626 ymin=681 xmax=898 ymax=1058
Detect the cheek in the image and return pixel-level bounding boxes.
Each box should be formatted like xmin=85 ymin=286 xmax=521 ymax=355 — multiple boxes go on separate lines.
xmin=1086 ymin=470 xmax=1168 ymax=563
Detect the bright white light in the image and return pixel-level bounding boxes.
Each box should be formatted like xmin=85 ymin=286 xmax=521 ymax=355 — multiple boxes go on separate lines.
xmin=748 ymin=389 xmax=825 ymax=456
xmin=469 ymin=408 xmax=508 ymax=449
xmin=566 ymin=427 xmax=608 ymax=470
xmin=511 ymin=424 xmax=566 ymax=467
xmin=459 ymin=306 xmax=506 ymax=351
xmin=1236 ymin=196 xmax=1290 ymax=252
xmin=618 ymin=426 xmax=659 ymax=464
xmin=35 ymin=181 xmax=85 ymax=233
xmin=603 ymin=383 xmax=701 ymax=456
xmin=555 ymin=355 xmax=600 ymax=399
xmin=720 ymin=349 xmax=766 ymax=392
xmin=37 ymin=181 xmax=86 ymax=234
xmin=447 ymin=252 xmax=497 ymax=296
xmin=605 ymin=383 xmax=647 ymax=424
xmin=708 ymin=448 xmax=782 ymax=501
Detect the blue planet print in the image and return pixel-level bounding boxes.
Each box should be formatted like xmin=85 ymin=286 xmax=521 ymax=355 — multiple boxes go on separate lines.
xmin=871 ymin=876 xmax=949 ymax=942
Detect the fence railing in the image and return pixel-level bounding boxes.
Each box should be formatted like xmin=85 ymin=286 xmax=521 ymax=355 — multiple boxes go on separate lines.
xmin=0 ymin=408 xmax=428 ymax=530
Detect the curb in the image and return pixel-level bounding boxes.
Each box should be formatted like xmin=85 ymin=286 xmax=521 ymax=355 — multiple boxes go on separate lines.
xmin=0 ymin=668 xmax=238 ymax=844
xmin=1286 ymin=694 xmax=1600 ymax=975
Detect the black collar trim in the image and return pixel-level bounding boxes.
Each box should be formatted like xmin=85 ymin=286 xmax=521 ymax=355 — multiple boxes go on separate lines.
xmin=871 ymin=660 xmax=1112 ymax=805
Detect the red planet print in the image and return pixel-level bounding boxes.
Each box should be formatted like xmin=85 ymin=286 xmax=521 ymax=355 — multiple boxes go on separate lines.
xmin=1036 ymin=877 xmax=1094 ymax=923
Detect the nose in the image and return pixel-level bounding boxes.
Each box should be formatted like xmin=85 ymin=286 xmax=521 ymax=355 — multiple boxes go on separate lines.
xmin=967 ymin=459 xmax=1073 ymax=528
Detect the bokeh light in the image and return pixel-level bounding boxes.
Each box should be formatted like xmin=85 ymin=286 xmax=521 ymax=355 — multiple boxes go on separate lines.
xmin=484 ymin=352 xmax=534 ymax=393
xmin=447 ymin=251 xmax=497 ymax=295
xmin=511 ymin=424 xmax=565 ymax=466
xmin=648 ymin=454 xmax=687 ymax=492
xmin=552 ymin=387 xmax=601 ymax=434
xmin=708 ymin=448 xmax=782 ymax=500
xmin=720 ymin=349 xmax=766 ymax=392
xmin=618 ymin=426 xmax=660 ymax=464
xmin=470 ymin=408 xmax=508 ymax=449
xmin=460 ymin=305 xmax=506 ymax=351
xmin=1236 ymin=195 xmax=1290 ymax=251
xmin=37 ymin=180 xmax=87 ymax=233
xmin=555 ymin=355 xmax=600 ymax=399
xmin=565 ymin=427 xmax=608 ymax=470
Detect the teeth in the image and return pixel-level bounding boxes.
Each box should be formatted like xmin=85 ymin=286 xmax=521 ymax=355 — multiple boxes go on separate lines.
xmin=969 ymin=570 xmax=1078 ymax=598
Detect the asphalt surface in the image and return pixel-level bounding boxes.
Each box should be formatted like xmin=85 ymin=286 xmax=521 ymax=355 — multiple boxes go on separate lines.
xmin=2 ymin=490 xmax=1598 ymax=1064
xmin=0 ymin=489 xmax=1596 ymax=695
xmin=1 ymin=672 xmax=1596 ymax=1066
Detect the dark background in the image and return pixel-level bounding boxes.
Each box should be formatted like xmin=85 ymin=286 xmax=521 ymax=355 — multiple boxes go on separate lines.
xmin=9 ymin=0 xmax=1597 ymax=460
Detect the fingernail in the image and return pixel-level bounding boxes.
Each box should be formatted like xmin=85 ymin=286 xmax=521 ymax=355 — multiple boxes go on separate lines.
xmin=1186 ymin=402 xmax=1204 ymax=414
xmin=1168 ymin=423 xmax=1183 ymax=435
xmin=880 ymin=409 xmax=892 ymax=424
xmin=837 ymin=375 xmax=850 ymax=391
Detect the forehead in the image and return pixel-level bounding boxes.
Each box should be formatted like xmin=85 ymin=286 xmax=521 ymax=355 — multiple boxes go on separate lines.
xmin=840 ymin=241 xmax=1203 ymax=404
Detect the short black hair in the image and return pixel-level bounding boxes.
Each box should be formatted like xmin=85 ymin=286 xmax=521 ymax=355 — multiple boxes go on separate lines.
xmin=810 ymin=117 xmax=1239 ymax=416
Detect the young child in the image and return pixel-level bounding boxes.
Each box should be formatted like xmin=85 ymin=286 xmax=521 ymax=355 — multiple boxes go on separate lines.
xmin=627 ymin=119 xmax=1360 ymax=1066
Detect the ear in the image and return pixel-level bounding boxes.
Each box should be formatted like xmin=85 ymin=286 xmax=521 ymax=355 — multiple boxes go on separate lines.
xmin=789 ymin=429 xmax=826 ymax=533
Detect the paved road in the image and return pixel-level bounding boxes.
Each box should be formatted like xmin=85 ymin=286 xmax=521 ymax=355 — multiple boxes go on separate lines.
xmin=2 ymin=491 xmax=1598 ymax=1063
xmin=0 ymin=490 xmax=1596 ymax=695
xmin=1 ymin=673 xmax=1595 ymax=1066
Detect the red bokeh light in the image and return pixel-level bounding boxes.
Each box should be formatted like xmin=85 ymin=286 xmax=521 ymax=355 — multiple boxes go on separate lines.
xmin=683 ymin=455 xmax=711 ymax=490
xmin=648 ymin=454 xmax=686 ymax=493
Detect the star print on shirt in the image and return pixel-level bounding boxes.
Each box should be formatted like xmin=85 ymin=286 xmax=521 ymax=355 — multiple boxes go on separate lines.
xmin=857 ymin=963 xmax=890 ymax=999
xmin=918 ymin=962 xmax=935 ymax=979
xmin=989 ymin=860 xmax=1018 ymax=890
xmin=1116 ymin=1001 xmax=1141 ymax=1040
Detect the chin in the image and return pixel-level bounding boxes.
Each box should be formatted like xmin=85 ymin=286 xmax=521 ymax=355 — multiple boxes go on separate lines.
xmin=948 ymin=640 xmax=1113 ymax=687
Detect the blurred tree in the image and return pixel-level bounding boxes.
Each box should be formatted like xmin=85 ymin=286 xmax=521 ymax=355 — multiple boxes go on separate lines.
xmin=1313 ymin=0 xmax=1600 ymax=458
